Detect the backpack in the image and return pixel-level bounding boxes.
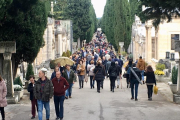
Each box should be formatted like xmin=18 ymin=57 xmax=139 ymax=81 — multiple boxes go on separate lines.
xmin=110 ymin=67 xmax=117 ymax=77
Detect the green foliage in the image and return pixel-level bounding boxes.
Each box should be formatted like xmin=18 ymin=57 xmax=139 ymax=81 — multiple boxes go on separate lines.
xmin=14 ymin=77 xmax=23 ymax=87
xmin=156 ymin=63 xmax=165 ymax=71
xmin=66 ymin=50 xmax=71 ymax=57
xmin=0 ymin=0 xmax=51 ymax=78
xmin=26 ymin=64 xmax=34 ymax=80
xmin=138 ymin=0 xmax=180 ymax=27
xmin=100 ymin=0 xmax=132 ymax=51
xmin=50 ymin=60 xmax=56 ymax=69
xmin=172 ymin=66 xmax=178 ymax=84
xmin=62 ymin=52 xmax=67 ymax=57
xmin=63 ymin=0 xmax=92 ymax=43
xmin=122 ymin=51 xmax=127 ymax=57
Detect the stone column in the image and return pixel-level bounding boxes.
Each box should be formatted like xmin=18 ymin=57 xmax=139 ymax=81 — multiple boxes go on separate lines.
xmin=0 ymin=41 xmax=17 ymax=103
xmin=145 ymin=27 xmax=148 ymax=61
xmin=3 ymin=52 xmax=14 ymax=97
xmin=147 ymin=26 xmax=152 ymax=63
xmin=77 ymin=38 xmax=80 ymax=48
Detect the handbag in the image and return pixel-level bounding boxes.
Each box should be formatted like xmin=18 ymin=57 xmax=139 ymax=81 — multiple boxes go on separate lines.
xmin=93 ymin=70 xmax=99 ymax=80
xmin=123 ymin=72 xmax=128 ymax=78
xmin=154 ymin=86 xmax=158 ymax=94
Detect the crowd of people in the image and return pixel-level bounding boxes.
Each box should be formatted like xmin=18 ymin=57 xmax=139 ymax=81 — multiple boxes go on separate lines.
xmin=0 ymin=32 xmax=157 ymax=120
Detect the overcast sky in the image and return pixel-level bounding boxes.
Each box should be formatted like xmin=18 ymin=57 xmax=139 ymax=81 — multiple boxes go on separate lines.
xmin=91 ymin=0 xmax=106 ymax=18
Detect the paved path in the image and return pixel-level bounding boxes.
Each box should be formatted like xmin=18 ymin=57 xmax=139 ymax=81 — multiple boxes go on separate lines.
xmin=4 ymin=78 xmax=180 ymax=120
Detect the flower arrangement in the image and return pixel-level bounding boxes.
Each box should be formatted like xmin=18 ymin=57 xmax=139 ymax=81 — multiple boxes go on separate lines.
xmin=14 ymin=85 xmax=23 ymax=91
xmin=155 ymin=63 xmax=165 ymax=75
xmin=154 ymin=70 xmax=165 ymax=75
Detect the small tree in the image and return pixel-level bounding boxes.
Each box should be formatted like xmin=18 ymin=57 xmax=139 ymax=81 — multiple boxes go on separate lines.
xmin=172 ymin=66 xmax=178 ymax=84
xmin=26 ymin=63 xmax=34 ymax=80
xmin=14 ymin=77 xmax=23 ymax=87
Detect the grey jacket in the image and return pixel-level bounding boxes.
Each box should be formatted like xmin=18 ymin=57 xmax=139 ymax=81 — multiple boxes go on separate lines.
xmin=34 ymin=77 xmax=54 ymax=102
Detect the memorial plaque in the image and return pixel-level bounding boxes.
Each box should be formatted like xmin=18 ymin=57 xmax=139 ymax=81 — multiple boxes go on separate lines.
xmin=0 ymin=41 xmax=16 ymax=53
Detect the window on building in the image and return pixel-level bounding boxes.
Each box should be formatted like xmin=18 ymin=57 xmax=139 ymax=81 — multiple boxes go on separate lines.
xmin=171 ymin=34 xmax=180 ymax=50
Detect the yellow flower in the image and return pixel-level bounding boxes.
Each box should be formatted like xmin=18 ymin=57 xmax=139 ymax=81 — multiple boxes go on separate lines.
xmin=154 ymin=70 xmax=164 ymax=75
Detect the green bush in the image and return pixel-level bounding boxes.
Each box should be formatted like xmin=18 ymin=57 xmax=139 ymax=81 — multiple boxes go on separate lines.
xmin=14 ymin=77 xmax=23 ymax=87
xmin=26 ymin=64 xmax=34 ymax=80
xmin=156 ymin=63 xmax=165 ymax=71
xmin=66 ymin=50 xmax=71 ymax=57
xmin=122 ymin=51 xmax=127 ymax=56
xmin=62 ymin=52 xmax=67 ymax=57
xmin=50 ymin=60 xmax=56 ymax=69
xmin=172 ymin=66 xmax=178 ymax=84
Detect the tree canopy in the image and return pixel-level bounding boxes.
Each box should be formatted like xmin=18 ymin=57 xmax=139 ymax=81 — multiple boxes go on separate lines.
xmin=0 ymin=0 xmax=51 ymax=78
xmin=138 ymin=0 xmax=180 ymax=27
xmin=100 ymin=0 xmax=132 ymax=51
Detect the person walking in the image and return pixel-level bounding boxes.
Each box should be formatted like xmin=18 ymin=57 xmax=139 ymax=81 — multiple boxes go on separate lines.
xmin=0 ymin=75 xmax=7 ymax=120
xmin=136 ymin=56 xmax=146 ymax=84
xmin=115 ymin=61 xmax=122 ymax=88
xmin=106 ymin=58 xmax=112 ymax=76
xmin=144 ymin=65 xmax=157 ymax=101
xmin=34 ymin=70 xmax=54 ymax=120
xmin=63 ymin=65 xmax=75 ymax=99
xmin=28 ymin=75 xmax=38 ymax=119
xmin=52 ymin=71 xmax=69 ymax=120
xmin=125 ymin=59 xmax=133 ymax=88
xmin=129 ymin=64 xmax=142 ymax=101
xmin=58 ymin=63 xmax=64 ymax=74
xmin=94 ymin=61 xmax=105 ymax=93
xmin=108 ymin=61 xmax=118 ymax=92
xmin=50 ymin=66 xmax=59 ymax=80
xmin=76 ymin=60 xmax=85 ymax=89
xmin=87 ymin=60 xmax=95 ymax=89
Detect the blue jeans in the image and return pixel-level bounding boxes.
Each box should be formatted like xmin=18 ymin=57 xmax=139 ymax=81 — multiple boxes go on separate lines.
xmin=141 ymin=71 xmax=144 ymax=81
xmin=131 ymin=82 xmax=139 ymax=99
xmin=54 ymin=95 xmax=65 ymax=119
xmin=37 ymin=100 xmax=50 ymax=120
xmin=90 ymin=76 xmax=95 ymax=88
xmin=66 ymin=83 xmax=73 ymax=97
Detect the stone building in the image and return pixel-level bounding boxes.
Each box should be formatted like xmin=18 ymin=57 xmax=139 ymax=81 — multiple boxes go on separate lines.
xmin=129 ymin=9 xmax=180 ymax=69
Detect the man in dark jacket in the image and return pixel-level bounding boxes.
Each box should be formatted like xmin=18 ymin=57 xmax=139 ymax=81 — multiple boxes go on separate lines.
xmin=63 ymin=65 xmax=75 ymax=99
xmin=129 ymin=63 xmax=142 ymax=101
xmin=52 ymin=71 xmax=69 ymax=120
xmin=28 ymin=75 xmax=38 ymax=119
xmin=34 ymin=71 xmax=54 ymax=120
xmin=58 ymin=63 xmax=64 ymax=74
xmin=115 ymin=62 xmax=122 ymax=88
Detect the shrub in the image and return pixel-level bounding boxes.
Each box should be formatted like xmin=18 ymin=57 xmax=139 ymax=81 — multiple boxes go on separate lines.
xmin=172 ymin=66 xmax=178 ymax=84
xmin=156 ymin=63 xmax=165 ymax=71
xmin=14 ymin=77 xmax=23 ymax=87
xmin=26 ymin=64 xmax=34 ymax=80
xmin=122 ymin=51 xmax=127 ymax=57
xmin=50 ymin=60 xmax=56 ymax=69
xmin=66 ymin=50 xmax=71 ymax=57
xmin=62 ymin=52 xmax=67 ymax=57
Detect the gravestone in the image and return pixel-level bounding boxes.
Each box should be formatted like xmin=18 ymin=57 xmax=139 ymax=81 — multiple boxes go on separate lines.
xmin=0 ymin=41 xmax=18 ymax=103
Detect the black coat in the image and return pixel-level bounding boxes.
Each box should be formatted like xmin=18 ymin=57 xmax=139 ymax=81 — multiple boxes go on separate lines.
xmin=108 ymin=62 xmax=118 ymax=78
xmin=144 ymin=72 xmax=156 ymax=85
xmin=94 ymin=65 xmax=105 ymax=81
xmin=129 ymin=67 xmax=141 ymax=84
xmin=28 ymin=81 xmax=36 ymax=100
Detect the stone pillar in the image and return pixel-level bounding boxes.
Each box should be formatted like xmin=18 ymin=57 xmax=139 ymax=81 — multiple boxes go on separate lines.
xmin=77 ymin=38 xmax=80 ymax=48
xmin=145 ymin=27 xmax=148 ymax=61
xmin=0 ymin=41 xmax=17 ymax=103
xmin=147 ymin=26 xmax=152 ymax=63
xmin=3 ymin=52 xmax=14 ymax=97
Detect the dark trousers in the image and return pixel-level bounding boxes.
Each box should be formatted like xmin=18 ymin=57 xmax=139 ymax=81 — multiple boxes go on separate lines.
xmin=96 ymin=80 xmax=101 ymax=91
xmin=31 ymin=98 xmax=38 ymax=117
xmin=90 ymin=76 xmax=95 ymax=88
xmin=131 ymin=82 xmax=139 ymax=99
xmin=0 ymin=107 xmax=5 ymax=119
xmin=110 ymin=76 xmax=116 ymax=91
xmin=147 ymin=85 xmax=153 ymax=98
xmin=54 ymin=95 xmax=65 ymax=119
xmin=126 ymin=75 xmax=129 ymax=85
xmin=78 ymin=75 xmax=84 ymax=88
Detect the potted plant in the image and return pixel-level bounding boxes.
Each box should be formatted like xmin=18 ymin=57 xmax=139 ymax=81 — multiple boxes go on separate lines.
xmin=154 ymin=63 xmax=165 ymax=82
xmin=14 ymin=77 xmax=24 ymax=102
xmin=169 ymin=66 xmax=178 ymax=94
